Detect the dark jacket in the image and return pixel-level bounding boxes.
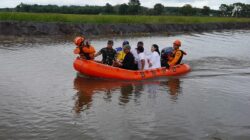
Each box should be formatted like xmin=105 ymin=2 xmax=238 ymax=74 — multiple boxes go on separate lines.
xmin=99 ymin=48 xmax=117 ymax=65
xmin=122 ymin=52 xmax=137 ymax=70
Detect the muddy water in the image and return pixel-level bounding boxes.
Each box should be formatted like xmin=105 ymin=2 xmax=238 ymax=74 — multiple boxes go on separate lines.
xmin=1 ymin=30 xmax=250 ymax=140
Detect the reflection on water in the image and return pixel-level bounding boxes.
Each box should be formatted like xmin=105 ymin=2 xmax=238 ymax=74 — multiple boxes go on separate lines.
xmin=73 ymin=76 xmax=182 ymax=113
xmin=73 ymin=90 xmax=93 ymax=113
xmin=120 ymin=84 xmax=134 ymax=105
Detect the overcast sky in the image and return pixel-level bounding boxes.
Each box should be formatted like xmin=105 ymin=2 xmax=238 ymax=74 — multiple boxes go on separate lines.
xmin=1 ymin=0 xmax=250 ymax=9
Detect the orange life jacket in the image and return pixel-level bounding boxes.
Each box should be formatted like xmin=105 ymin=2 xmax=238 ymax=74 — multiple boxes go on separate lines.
xmin=74 ymin=45 xmax=96 ymax=60
xmin=168 ymin=49 xmax=186 ymax=66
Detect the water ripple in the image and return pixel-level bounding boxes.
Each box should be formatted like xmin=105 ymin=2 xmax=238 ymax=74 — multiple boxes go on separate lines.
xmin=1 ymin=30 xmax=250 ymax=140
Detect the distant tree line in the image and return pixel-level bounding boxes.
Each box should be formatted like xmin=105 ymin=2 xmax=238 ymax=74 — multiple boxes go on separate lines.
xmin=1 ymin=0 xmax=250 ymax=17
xmin=219 ymin=3 xmax=250 ymax=17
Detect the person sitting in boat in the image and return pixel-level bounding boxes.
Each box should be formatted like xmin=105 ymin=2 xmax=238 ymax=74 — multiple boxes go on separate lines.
xmin=95 ymin=40 xmax=117 ymax=66
xmin=148 ymin=44 xmax=161 ymax=69
xmin=132 ymin=41 xmax=141 ymax=65
xmin=136 ymin=42 xmax=149 ymax=70
xmin=116 ymin=44 xmax=137 ymax=70
xmin=74 ymin=36 xmax=96 ymax=60
xmin=168 ymin=40 xmax=187 ymax=67
xmin=116 ymin=40 xmax=129 ymax=63
xmin=160 ymin=47 xmax=174 ymax=68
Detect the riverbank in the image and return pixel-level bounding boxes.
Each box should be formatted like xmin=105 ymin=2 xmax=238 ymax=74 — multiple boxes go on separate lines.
xmin=1 ymin=21 xmax=250 ymax=36
xmin=1 ymin=12 xmax=250 ymax=36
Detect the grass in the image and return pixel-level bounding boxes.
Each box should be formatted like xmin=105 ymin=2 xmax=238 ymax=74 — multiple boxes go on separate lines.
xmin=1 ymin=12 xmax=250 ymax=24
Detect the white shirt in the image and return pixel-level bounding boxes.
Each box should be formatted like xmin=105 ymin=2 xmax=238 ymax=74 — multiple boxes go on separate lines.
xmin=132 ymin=48 xmax=139 ymax=63
xmin=138 ymin=53 xmax=149 ymax=70
xmin=149 ymin=51 xmax=161 ymax=69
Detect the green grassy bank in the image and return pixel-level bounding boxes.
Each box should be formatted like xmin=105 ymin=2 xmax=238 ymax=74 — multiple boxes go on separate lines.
xmin=1 ymin=12 xmax=250 ymax=24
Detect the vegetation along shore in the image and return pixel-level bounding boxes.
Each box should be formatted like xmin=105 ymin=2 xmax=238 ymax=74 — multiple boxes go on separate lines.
xmin=1 ymin=1 xmax=250 ymax=36
xmin=1 ymin=12 xmax=250 ymax=36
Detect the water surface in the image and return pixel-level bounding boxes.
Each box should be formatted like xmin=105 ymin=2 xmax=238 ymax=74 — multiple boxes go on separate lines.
xmin=1 ymin=30 xmax=250 ymax=140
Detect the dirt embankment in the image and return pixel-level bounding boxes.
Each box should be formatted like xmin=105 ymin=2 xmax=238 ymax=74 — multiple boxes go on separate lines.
xmin=1 ymin=21 xmax=250 ymax=36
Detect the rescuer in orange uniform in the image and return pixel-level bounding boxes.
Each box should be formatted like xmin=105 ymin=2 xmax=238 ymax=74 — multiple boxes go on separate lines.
xmin=168 ymin=40 xmax=186 ymax=67
xmin=74 ymin=36 xmax=96 ymax=60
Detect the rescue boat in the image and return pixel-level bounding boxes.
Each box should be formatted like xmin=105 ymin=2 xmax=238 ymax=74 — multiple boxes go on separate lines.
xmin=73 ymin=58 xmax=191 ymax=80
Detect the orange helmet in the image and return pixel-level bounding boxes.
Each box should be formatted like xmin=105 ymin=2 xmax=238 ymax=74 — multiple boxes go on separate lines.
xmin=173 ymin=40 xmax=181 ymax=46
xmin=74 ymin=36 xmax=85 ymax=46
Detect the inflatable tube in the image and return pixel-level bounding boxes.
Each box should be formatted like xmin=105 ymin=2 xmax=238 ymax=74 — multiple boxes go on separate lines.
xmin=73 ymin=58 xmax=191 ymax=80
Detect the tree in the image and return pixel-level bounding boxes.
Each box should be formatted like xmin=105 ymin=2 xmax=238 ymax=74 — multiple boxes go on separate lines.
xmin=129 ymin=0 xmax=140 ymax=6
xmin=119 ymin=3 xmax=129 ymax=15
xmin=180 ymin=4 xmax=195 ymax=16
xmin=104 ymin=3 xmax=114 ymax=14
xmin=128 ymin=0 xmax=141 ymax=14
xmin=11 ymin=2 xmax=249 ymax=17
xmin=154 ymin=3 xmax=164 ymax=15
xmin=16 ymin=3 xmax=31 ymax=12
xmin=246 ymin=4 xmax=250 ymax=17
xmin=219 ymin=4 xmax=229 ymax=16
xmin=237 ymin=3 xmax=249 ymax=17
xmin=201 ymin=6 xmax=210 ymax=16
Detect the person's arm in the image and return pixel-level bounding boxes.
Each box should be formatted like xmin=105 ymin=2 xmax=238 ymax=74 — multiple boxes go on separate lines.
xmin=94 ymin=49 xmax=102 ymax=57
xmin=148 ymin=57 xmax=152 ymax=67
xmin=94 ymin=52 xmax=100 ymax=57
xmin=141 ymin=59 xmax=145 ymax=70
xmin=168 ymin=51 xmax=182 ymax=66
xmin=114 ymin=51 xmax=118 ymax=61
xmin=149 ymin=53 xmax=157 ymax=67
xmin=92 ymin=46 xmax=96 ymax=54
xmin=89 ymin=46 xmax=96 ymax=60
xmin=74 ymin=47 xmax=80 ymax=54
xmin=148 ymin=60 xmax=152 ymax=67
xmin=183 ymin=51 xmax=187 ymax=55
xmin=138 ymin=53 xmax=145 ymax=70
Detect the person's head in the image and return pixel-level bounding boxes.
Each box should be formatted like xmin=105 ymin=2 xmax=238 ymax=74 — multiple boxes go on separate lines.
xmin=136 ymin=45 xmax=144 ymax=54
xmin=151 ymin=44 xmax=160 ymax=55
xmin=173 ymin=40 xmax=181 ymax=50
xmin=74 ymin=36 xmax=85 ymax=47
xmin=123 ymin=44 xmax=131 ymax=54
xmin=122 ymin=40 xmax=129 ymax=46
xmin=136 ymin=41 xmax=144 ymax=53
xmin=137 ymin=41 xmax=144 ymax=47
xmin=107 ymin=40 xmax=114 ymax=49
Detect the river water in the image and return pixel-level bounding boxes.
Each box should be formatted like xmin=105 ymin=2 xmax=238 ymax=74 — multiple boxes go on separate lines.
xmin=0 ymin=30 xmax=250 ymax=140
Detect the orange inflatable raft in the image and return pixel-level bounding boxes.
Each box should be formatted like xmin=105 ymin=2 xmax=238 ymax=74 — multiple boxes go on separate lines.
xmin=73 ymin=58 xmax=191 ymax=80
